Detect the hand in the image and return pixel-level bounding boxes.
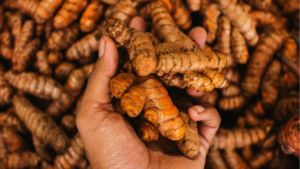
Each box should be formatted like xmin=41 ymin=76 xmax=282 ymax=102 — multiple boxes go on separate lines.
xmin=76 ymin=17 xmax=221 ymax=169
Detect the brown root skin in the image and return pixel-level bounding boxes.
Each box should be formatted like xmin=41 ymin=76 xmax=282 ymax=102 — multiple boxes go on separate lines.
xmin=221 ymin=83 xmax=241 ymax=97
xmin=47 ymin=51 xmax=63 ymax=65
xmin=248 ymin=150 xmax=274 ymax=169
xmin=214 ymin=16 xmax=231 ymax=57
xmin=154 ymin=42 xmax=180 ymax=56
xmin=261 ymin=60 xmax=281 ymax=110
xmin=223 ymin=149 xmax=250 ymax=169
xmin=218 ymin=95 xmax=245 ymax=110
xmin=277 ymin=114 xmax=300 ymax=156
xmin=212 ymin=124 xmax=273 ymax=149
xmin=35 ymin=50 xmax=52 ymax=76
xmin=80 ymin=0 xmax=104 ymax=32
xmin=1 ymin=151 xmax=41 ymax=169
xmin=5 ymin=71 xmax=65 ymax=100
xmin=183 ymin=71 xmax=214 ymax=92
xmin=0 ymin=108 xmax=26 ymax=133
xmin=0 ymin=64 xmax=14 ymax=105
xmin=241 ymin=146 xmax=253 ymax=161
xmin=1 ymin=126 xmax=25 ymax=152
xmin=121 ymin=86 xmax=146 ymax=117
xmin=172 ymin=95 xmax=200 ymax=159
xmin=66 ymin=30 xmax=100 ymax=62
xmin=249 ymin=11 xmax=276 ymax=27
xmin=110 ymin=73 xmax=136 ymax=98
xmin=60 ymin=114 xmax=77 ymax=137
xmin=221 ymin=68 xmax=240 ymax=84
xmin=207 ymin=148 xmax=228 ymax=169
xmin=106 ymin=17 xmax=157 ymax=76
xmin=160 ymin=73 xmax=186 ymax=89
xmin=138 ymin=115 xmax=159 ymax=142
xmin=54 ymin=133 xmax=87 ymax=169
xmin=32 ymin=136 xmax=55 ymax=162
xmin=186 ymin=0 xmax=201 ymax=12
xmin=231 ymin=27 xmax=249 ymax=64
xmin=13 ymin=95 xmax=70 ymax=152
xmin=54 ymin=62 xmax=75 ymax=82
xmin=112 ymin=0 xmax=139 ymax=26
xmin=18 ymin=0 xmax=39 ymax=18
xmin=139 ymin=76 xmax=185 ymax=141
xmin=273 ymin=92 xmax=299 ymax=123
xmin=34 ymin=0 xmax=64 ymax=24
xmin=242 ymin=31 xmax=283 ymax=96
xmin=53 ymin=0 xmax=88 ymax=29
xmin=48 ymin=23 xmax=80 ymax=51
xmin=200 ymin=3 xmax=221 ymax=44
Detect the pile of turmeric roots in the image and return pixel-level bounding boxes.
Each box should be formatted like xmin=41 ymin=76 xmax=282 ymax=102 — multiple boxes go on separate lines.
xmin=0 ymin=0 xmax=299 ymax=168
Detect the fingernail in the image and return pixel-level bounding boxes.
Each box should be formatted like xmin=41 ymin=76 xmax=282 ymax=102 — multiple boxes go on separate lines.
xmin=99 ymin=37 xmax=106 ymax=58
xmin=193 ymin=106 xmax=205 ymax=114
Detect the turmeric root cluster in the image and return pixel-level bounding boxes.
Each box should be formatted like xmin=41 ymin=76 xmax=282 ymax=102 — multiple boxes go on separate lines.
xmin=0 ymin=0 xmax=299 ymax=167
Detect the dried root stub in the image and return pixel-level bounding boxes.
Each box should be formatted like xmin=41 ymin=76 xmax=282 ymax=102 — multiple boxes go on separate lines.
xmin=211 ymin=124 xmax=273 ymax=149
xmin=12 ymin=95 xmax=70 ymax=153
xmin=277 ymin=114 xmax=300 ymax=157
xmin=0 ymin=151 xmax=41 ymax=169
xmin=54 ymin=133 xmax=87 ymax=169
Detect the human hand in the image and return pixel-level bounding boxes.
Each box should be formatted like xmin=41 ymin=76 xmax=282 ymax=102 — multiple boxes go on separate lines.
xmin=76 ymin=17 xmax=221 ymax=169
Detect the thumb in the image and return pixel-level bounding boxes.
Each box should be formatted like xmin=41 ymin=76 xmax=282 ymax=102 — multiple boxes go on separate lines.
xmin=83 ymin=35 xmax=119 ymax=105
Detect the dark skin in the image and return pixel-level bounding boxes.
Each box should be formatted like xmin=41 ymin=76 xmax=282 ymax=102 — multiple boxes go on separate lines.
xmin=76 ymin=17 xmax=221 ymax=169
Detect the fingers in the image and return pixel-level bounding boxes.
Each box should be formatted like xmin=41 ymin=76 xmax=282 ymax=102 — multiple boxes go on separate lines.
xmin=186 ymin=88 xmax=209 ymax=104
xmin=188 ymin=103 xmax=221 ymax=144
xmin=130 ymin=16 xmax=147 ymax=32
xmin=188 ymin=27 xmax=207 ymax=49
xmin=81 ymin=35 xmax=119 ymax=107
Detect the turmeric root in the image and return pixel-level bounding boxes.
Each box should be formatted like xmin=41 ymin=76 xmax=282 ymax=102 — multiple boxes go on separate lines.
xmin=0 ymin=28 xmax=12 ymax=47
xmin=245 ymin=0 xmax=273 ymax=10
xmin=47 ymin=51 xmax=63 ymax=65
xmin=171 ymin=0 xmax=192 ymax=31
xmin=211 ymin=125 xmax=273 ymax=149
xmin=48 ymin=23 xmax=80 ymax=51
xmin=12 ymin=38 xmax=41 ymax=72
xmin=35 ymin=50 xmax=52 ymax=76
xmin=241 ymin=31 xmax=284 ymax=96
xmin=4 ymin=11 xmax=23 ymax=38
xmin=111 ymin=0 xmax=139 ymax=26
xmin=277 ymin=114 xmax=300 ymax=156
xmin=241 ymin=146 xmax=253 ymax=160
xmin=249 ymin=11 xmax=276 ymax=27
xmin=160 ymin=73 xmax=186 ymax=89
xmin=13 ymin=95 xmax=70 ymax=152
xmin=1 ymin=151 xmax=41 ymax=169
xmin=1 ymin=127 xmax=25 ymax=152
xmin=32 ymin=136 xmax=55 ymax=162
xmin=0 ymin=63 xmax=14 ymax=105
xmin=221 ymin=83 xmax=241 ymax=97
xmin=221 ymin=68 xmax=240 ymax=83
xmin=186 ymin=0 xmax=201 ymax=12
xmin=183 ymin=71 xmax=214 ymax=91
xmin=139 ymin=76 xmax=185 ymax=141
xmin=34 ymin=0 xmax=64 ymax=24
xmin=138 ymin=115 xmax=160 ymax=142
xmin=60 ymin=114 xmax=77 ymax=137
xmin=106 ymin=17 xmax=157 ymax=76
xmin=200 ymin=3 xmax=221 ymax=44
xmin=0 ymin=136 xmax=8 ymax=159
xmin=66 ymin=30 xmax=100 ymax=62
xmin=13 ymin=20 xmax=34 ymax=51
xmin=54 ymin=62 xmax=75 ymax=82
xmin=5 ymin=71 xmax=65 ymax=100
xmin=53 ymin=0 xmax=88 ymax=29
xmin=216 ymin=0 xmax=259 ymax=46
xmin=110 ymin=73 xmax=136 ymax=98
xmin=218 ymin=95 xmax=245 ymax=110
xmin=261 ymin=60 xmax=281 ymax=110
xmin=154 ymin=42 xmax=180 ymax=56
xmin=231 ymin=28 xmax=249 ymax=64
xmin=80 ymin=0 xmax=104 ymax=32
xmin=214 ymin=16 xmax=231 ymax=60
xmin=0 ymin=108 xmax=26 ymax=133
xmin=248 ymin=150 xmax=274 ymax=169
xmin=223 ymin=149 xmax=250 ymax=169
xmin=273 ymin=91 xmax=299 ymax=123
xmin=207 ymin=148 xmax=228 ymax=169
xmin=0 ymin=44 xmax=13 ymax=60
xmin=54 ymin=133 xmax=87 ymax=169
xmin=121 ymin=86 xmax=146 ymax=117
xmin=18 ymin=0 xmax=39 ymax=18
xmin=172 ymin=94 xmax=200 ymax=158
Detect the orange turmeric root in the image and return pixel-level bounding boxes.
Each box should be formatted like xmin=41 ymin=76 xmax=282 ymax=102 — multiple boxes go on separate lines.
xmin=34 ymin=0 xmax=64 ymax=24
xmin=53 ymin=0 xmax=88 ymax=29
xmin=54 ymin=62 xmax=76 ymax=82
xmin=261 ymin=60 xmax=281 ymax=110
xmin=47 ymin=51 xmax=63 ymax=65
xmin=211 ymin=124 xmax=273 ymax=149
xmin=18 ymin=0 xmax=39 ymax=18
xmin=245 ymin=0 xmax=273 ymax=10
xmin=60 ymin=114 xmax=77 ymax=137
xmin=214 ymin=16 xmax=231 ymax=61
xmin=207 ymin=148 xmax=228 ymax=169
xmin=277 ymin=114 xmax=300 ymax=157
xmin=248 ymin=150 xmax=274 ymax=169
xmin=200 ymin=3 xmax=221 ymax=44
xmin=1 ymin=127 xmax=25 ymax=152
xmin=35 ymin=50 xmax=53 ymax=76
xmin=218 ymin=95 xmax=245 ymax=110
xmin=249 ymin=11 xmax=276 ymax=27
xmin=32 ymin=136 xmax=55 ymax=162
xmin=0 ymin=108 xmax=26 ymax=133
xmin=106 ymin=17 xmax=157 ymax=76
xmin=110 ymin=73 xmax=136 ymax=98
xmin=221 ymin=68 xmax=240 ymax=84
xmin=1 ymin=151 xmax=41 ymax=169
xmin=138 ymin=115 xmax=160 ymax=142
xmin=80 ymin=0 xmax=104 ymax=32
xmin=186 ymin=0 xmax=201 ymax=12
xmin=13 ymin=95 xmax=70 ymax=152
xmin=121 ymin=86 xmax=147 ymax=117
xmin=223 ymin=149 xmax=250 ymax=169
